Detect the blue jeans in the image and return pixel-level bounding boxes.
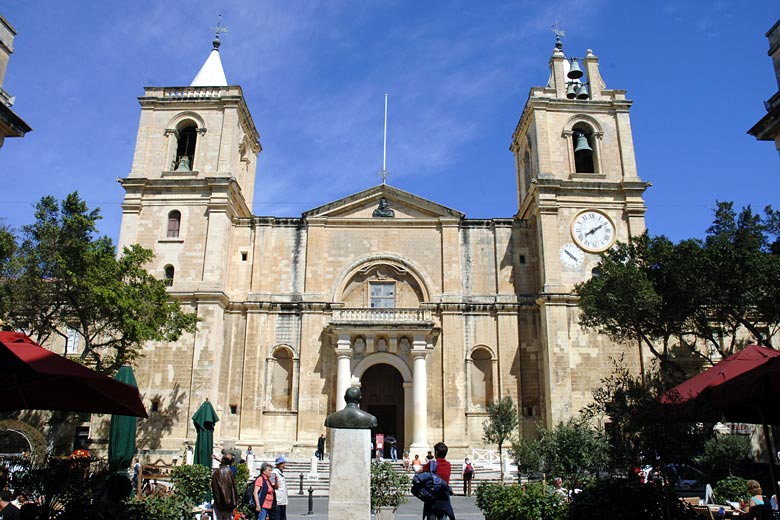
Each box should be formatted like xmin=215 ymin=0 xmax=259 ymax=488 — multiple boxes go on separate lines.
xmin=390 ymin=447 xmax=397 ymax=461
xmin=257 ymin=509 xmax=269 ymax=520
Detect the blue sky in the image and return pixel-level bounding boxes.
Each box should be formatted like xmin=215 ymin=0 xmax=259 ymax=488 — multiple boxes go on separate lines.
xmin=1 ymin=1 xmax=777 ymax=244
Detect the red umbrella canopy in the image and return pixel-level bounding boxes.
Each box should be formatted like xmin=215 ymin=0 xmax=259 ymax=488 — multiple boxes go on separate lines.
xmin=661 ymin=345 xmax=780 ymax=405
xmin=0 ymin=331 xmax=148 ymax=418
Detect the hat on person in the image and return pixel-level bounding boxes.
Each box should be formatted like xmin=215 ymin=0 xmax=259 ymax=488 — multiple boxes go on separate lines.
xmin=276 ymin=456 xmax=286 ymax=465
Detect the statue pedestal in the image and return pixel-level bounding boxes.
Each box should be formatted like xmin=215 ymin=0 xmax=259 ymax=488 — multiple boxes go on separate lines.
xmin=328 ymin=428 xmax=371 ymax=519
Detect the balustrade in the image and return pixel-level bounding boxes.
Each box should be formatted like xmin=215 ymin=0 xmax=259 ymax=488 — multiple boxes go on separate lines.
xmin=331 ymin=308 xmax=431 ymax=323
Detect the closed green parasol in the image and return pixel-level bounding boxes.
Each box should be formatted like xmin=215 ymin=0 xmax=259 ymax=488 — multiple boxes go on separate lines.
xmin=192 ymin=400 xmax=219 ymax=468
xmin=108 ymin=365 xmax=140 ymax=471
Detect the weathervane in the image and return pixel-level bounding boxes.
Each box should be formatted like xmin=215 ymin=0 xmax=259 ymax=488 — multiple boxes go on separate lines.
xmin=551 ymin=20 xmax=564 ymax=49
xmin=378 ymin=93 xmax=391 ymax=185
xmin=210 ymin=14 xmax=229 ymax=49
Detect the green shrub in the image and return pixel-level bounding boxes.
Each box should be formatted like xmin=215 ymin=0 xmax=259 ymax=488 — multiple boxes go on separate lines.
xmin=371 ymin=461 xmax=410 ymax=511
xmin=171 ymin=464 xmax=211 ymax=504
xmin=714 ymin=476 xmax=749 ymax=503
xmin=474 ymin=481 xmax=567 ymax=520
xmin=695 ymin=434 xmax=750 ymax=482
xmin=568 ymin=478 xmax=696 ymax=520
xmin=142 ymin=494 xmax=195 ymax=520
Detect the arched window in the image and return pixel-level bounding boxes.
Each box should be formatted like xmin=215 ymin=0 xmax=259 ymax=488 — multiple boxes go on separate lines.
xmin=174 ymin=124 xmax=197 ymax=171
xmin=167 ymin=210 xmax=181 ymax=238
xmin=270 ymin=348 xmax=294 ymax=410
xmin=164 ymin=265 xmax=175 ymax=287
xmin=469 ymin=348 xmax=494 ymax=409
xmin=572 ymin=124 xmax=596 ymax=173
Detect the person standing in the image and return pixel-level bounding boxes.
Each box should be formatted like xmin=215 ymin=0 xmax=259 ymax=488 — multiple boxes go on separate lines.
xmin=420 ymin=442 xmax=455 ymax=520
xmin=0 ymin=490 xmax=20 ymax=520
xmin=317 ymin=434 xmax=325 ymax=461
xmin=246 ymin=446 xmax=255 ymax=478
xmin=210 ymin=457 xmax=237 ymax=520
xmin=270 ymin=457 xmax=288 ymax=520
xmin=462 ymin=457 xmax=475 ymax=496
xmin=403 ymin=451 xmax=410 ymax=472
xmin=388 ymin=435 xmax=398 ymax=462
xmin=253 ymin=463 xmax=276 ymax=520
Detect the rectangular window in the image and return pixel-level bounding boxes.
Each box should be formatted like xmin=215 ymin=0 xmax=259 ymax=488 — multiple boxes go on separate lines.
xmin=369 ymin=282 xmax=395 ymax=308
xmin=66 ymin=328 xmax=80 ymax=355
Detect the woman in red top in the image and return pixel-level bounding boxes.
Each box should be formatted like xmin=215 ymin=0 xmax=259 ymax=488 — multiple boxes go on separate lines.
xmin=253 ymin=462 xmax=276 ymax=520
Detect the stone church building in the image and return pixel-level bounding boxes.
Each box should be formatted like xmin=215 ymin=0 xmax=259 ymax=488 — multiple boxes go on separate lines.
xmin=115 ymin=35 xmax=649 ymax=459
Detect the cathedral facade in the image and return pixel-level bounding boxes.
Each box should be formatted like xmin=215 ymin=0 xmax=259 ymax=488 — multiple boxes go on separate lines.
xmin=115 ymin=37 xmax=649 ymax=458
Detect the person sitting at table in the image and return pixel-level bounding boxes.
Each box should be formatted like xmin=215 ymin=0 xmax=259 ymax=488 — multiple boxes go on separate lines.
xmin=738 ymin=480 xmax=767 ymax=517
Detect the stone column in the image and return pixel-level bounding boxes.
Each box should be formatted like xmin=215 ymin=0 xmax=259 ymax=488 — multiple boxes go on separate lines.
xmin=335 ymin=334 xmax=352 ymax=411
xmin=410 ymin=335 xmax=429 ymax=453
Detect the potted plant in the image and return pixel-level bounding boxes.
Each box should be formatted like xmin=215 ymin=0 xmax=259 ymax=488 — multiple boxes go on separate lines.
xmin=371 ymin=461 xmax=410 ymax=520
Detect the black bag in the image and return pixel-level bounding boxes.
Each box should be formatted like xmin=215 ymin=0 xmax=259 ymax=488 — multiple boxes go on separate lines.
xmin=411 ymin=461 xmax=449 ymax=503
xmin=242 ymin=476 xmax=260 ymax=507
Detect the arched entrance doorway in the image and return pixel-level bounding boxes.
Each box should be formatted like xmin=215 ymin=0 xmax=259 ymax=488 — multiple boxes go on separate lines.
xmin=360 ymin=364 xmax=404 ymax=455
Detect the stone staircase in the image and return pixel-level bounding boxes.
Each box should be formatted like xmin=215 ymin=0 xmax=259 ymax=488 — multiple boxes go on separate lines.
xmin=247 ymin=458 xmax=515 ymax=496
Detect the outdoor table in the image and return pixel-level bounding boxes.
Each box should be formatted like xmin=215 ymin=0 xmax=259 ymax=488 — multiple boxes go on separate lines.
xmin=708 ymin=504 xmax=741 ymax=518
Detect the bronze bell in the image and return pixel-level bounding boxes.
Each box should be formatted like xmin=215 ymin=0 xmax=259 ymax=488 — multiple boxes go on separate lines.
xmin=175 ymin=156 xmax=192 ymax=172
xmin=576 ymin=84 xmax=590 ymax=100
xmin=567 ymin=59 xmax=583 ymax=79
xmin=573 ymin=132 xmax=592 ymax=153
xmin=566 ymin=83 xmax=578 ymax=99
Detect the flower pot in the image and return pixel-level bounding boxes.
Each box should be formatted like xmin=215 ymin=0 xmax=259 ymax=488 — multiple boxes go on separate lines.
xmin=373 ymin=506 xmax=397 ymax=520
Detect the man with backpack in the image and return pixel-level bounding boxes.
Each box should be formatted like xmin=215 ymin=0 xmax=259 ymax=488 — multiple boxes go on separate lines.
xmin=461 ymin=457 xmax=475 ymax=497
xmin=413 ymin=442 xmax=455 ymax=520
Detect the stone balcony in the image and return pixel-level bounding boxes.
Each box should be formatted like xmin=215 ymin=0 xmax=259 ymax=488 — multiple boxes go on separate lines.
xmin=329 ymin=308 xmax=434 ymax=332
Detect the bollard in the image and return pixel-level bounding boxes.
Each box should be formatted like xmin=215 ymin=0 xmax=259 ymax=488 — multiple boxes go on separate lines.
xmin=307 ymin=486 xmax=314 ymax=515
xmin=298 ymin=472 xmax=304 ymax=495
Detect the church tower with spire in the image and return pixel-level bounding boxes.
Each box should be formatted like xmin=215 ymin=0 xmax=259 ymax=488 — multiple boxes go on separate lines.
xmin=110 ymin=28 xmax=653 ymax=460
xmin=117 ymin=32 xmax=261 ymax=425
xmin=510 ymin=36 xmax=650 ymax=425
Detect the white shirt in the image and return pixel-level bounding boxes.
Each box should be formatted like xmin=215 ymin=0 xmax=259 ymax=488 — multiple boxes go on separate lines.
xmin=271 ymin=467 xmax=288 ymax=506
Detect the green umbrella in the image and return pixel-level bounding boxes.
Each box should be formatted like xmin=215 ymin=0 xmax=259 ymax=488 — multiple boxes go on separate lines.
xmin=108 ymin=365 xmax=139 ymax=471
xmin=192 ymin=400 xmax=219 ymax=468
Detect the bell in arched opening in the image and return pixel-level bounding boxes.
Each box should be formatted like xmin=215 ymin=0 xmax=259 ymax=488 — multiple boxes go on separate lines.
xmin=572 ymin=129 xmax=595 ymax=173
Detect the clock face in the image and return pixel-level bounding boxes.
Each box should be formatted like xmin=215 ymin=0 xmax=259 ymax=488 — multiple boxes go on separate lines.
xmin=559 ymin=243 xmax=584 ymax=269
xmin=571 ymin=210 xmax=616 ymax=253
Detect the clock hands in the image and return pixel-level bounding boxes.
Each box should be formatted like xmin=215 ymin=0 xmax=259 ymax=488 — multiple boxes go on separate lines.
xmin=564 ymin=250 xmax=578 ymax=261
xmin=585 ymin=223 xmax=605 ymax=237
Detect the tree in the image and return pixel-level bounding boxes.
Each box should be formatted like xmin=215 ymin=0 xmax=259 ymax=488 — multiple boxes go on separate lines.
xmin=576 ymin=202 xmax=780 ymax=378
xmin=0 ymin=193 xmax=197 ymax=374
xmin=538 ymin=419 xmax=609 ymax=491
xmin=694 ymin=434 xmax=750 ymax=483
xmin=482 ymin=396 xmax=519 ymax=480
xmin=580 ymin=359 xmax=709 ymax=478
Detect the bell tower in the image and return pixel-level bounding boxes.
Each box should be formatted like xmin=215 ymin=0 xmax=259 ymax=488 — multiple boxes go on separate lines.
xmin=117 ymin=35 xmax=262 ymax=417
xmin=118 ymin=34 xmax=261 ymax=291
xmin=510 ymin=35 xmax=649 ymax=425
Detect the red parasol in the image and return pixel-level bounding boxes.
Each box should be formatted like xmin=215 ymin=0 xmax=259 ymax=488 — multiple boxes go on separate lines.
xmin=0 ymin=331 xmax=148 ymax=418
xmin=661 ymin=344 xmax=780 ymax=501
xmin=661 ymin=344 xmax=780 ymax=418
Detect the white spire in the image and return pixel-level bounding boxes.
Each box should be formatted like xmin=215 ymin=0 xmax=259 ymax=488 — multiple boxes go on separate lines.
xmin=190 ymin=48 xmax=228 ymax=87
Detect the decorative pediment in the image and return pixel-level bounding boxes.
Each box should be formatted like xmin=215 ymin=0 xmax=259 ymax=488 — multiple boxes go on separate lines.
xmin=302 ymin=184 xmax=464 ymax=220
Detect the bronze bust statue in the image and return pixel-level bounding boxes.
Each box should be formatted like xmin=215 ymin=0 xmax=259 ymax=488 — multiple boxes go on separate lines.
xmin=324 ymin=387 xmax=377 ymax=429
xmin=372 ymin=197 xmax=395 ymax=218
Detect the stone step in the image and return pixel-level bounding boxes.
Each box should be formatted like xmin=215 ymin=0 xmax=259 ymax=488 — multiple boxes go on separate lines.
xmin=245 ymin=458 xmax=517 ymax=496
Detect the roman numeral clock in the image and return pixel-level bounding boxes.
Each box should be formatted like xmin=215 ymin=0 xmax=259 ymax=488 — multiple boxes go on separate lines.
xmin=571 ymin=209 xmax=616 ymax=253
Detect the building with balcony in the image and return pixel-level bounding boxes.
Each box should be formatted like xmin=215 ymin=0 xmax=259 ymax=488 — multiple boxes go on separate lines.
xmin=0 ymin=14 xmax=31 ymax=150
xmin=115 ymin=34 xmax=650 ymax=459
xmin=748 ymin=18 xmax=780 ymax=156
